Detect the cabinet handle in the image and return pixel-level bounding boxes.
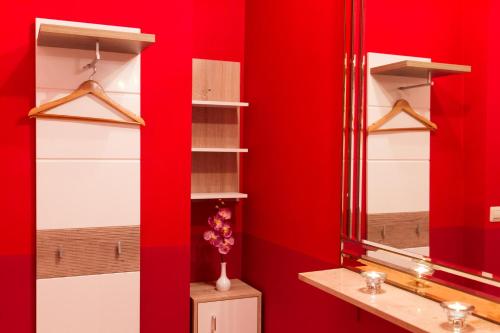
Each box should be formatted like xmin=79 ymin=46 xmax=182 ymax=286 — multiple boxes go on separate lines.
xmin=381 ymin=226 xmax=386 ymax=240
xmin=57 ymin=246 xmax=64 ymax=259
xmin=416 ymin=224 xmax=421 ymax=237
xmin=211 ymin=315 xmax=216 ymax=333
xmin=116 ymin=241 xmax=123 ymax=256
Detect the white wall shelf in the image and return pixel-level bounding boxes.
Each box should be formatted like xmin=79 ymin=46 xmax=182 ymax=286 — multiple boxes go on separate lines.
xmin=192 ymin=100 xmax=249 ymax=108
xmin=191 ymin=148 xmax=248 ymax=153
xmin=191 ymin=192 xmax=248 ymax=200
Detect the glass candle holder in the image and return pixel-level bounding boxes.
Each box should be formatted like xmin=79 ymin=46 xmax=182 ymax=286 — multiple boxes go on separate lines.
xmin=440 ymin=301 xmax=475 ymax=332
xmin=361 ymin=271 xmax=387 ymax=294
xmin=413 ymin=261 xmax=435 ymax=287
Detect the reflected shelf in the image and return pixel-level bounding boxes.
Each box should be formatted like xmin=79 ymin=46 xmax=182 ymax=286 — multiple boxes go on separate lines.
xmin=191 ymin=148 xmax=248 ymax=153
xmin=191 ymin=192 xmax=248 ymax=200
xmin=192 ymin=100 xmax=249 ymax=108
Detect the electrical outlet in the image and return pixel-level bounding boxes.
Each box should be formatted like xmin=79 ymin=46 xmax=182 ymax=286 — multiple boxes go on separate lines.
xmin=489 ymin=207 xmax=500 ymax=223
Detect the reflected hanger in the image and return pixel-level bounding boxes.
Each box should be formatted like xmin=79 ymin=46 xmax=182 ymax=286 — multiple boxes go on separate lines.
xmin=368 ymin=99 xmax=436 ymax=134
xmin=28 ymin=42 xmax=145 ymax=126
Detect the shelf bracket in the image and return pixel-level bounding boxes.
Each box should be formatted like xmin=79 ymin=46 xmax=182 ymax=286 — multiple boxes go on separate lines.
xmin=398 ymin=72 xmax=434 ymax=91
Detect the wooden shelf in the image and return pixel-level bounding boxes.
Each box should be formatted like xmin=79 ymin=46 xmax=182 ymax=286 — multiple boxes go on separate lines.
xmin=299 ymin=269 xmax=499 ymax=333
xmin=37 ymin=24 xmax=155 ymax=54
xmin=192 ymin=148 xmax=248 ymax=153
xmin=191 ymin=192 xmax=248 ymax=200
xmin=190 ymin=279 xmax=261 ymax=303
xmin=192 ymin=100 xmax=249 ymax=108
xmin=370 ymin=60 xmax=471 ymax=78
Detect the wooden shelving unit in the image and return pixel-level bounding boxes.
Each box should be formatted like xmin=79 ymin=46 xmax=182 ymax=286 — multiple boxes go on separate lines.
xmin=370 ymin=60 xmax=471 ymax=78
xmin=191 ymin=59 xmax=247 ymax=200
xmin=37 ymin=24 xmax=155 ymax=54
xmin=192 ymin=100 xmax=249 ymax=108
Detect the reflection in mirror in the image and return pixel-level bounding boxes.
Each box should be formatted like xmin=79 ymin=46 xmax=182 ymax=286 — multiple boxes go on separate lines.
xmin=358 ymin=0 xmax=500 ymax=281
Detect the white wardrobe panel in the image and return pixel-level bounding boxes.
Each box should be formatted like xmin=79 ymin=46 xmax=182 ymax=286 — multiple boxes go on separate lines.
xmin=35 ymin=90 xmax=140 ymax=159
xmin=198 ymin=298 xmax=258 ymax=333
xmin=367 ymin=106 xmax=430 ymax=160
xmin=367 ymin=160 xmax=429 ymax=214
xmin=36 ymin=47 xmax=140 ymax=93
xmin=37 ymin=160 xmax=140 ymax=230
xmin=367 ymin=53 xmax=431 ymax=109
xmin=37 ymin=272 xmax=140 ymax=333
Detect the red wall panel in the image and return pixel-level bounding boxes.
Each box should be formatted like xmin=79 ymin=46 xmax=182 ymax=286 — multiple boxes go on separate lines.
xmin=243 ymin=0 xmax=408 ymax=331
xmin=0 ymin=2 xmax=192 ymax=331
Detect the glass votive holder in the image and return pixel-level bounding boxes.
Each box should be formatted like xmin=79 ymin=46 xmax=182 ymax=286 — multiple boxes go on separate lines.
xmin=440 ymin=301 xmax=475 ymax=332
xmin=361 ymin=271 xmax=387 ymax=294
xmin=413 ymin=261 xmax=435 ymax=287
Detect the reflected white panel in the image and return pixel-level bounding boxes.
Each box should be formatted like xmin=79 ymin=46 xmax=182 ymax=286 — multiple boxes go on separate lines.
xmin=367 ymin=160 xmax=429 ymax=214
xmin=367 ymin=53 xmax=431 ymax=109
xmin=367 ymin=106 xmax=430 ymax=160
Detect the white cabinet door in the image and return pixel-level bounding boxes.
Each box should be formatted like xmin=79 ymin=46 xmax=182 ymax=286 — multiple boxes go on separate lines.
xmin=37 ymin=272 xmax=140 ymax=333
xmin=198 ymin=297 xmax=258 ymax=333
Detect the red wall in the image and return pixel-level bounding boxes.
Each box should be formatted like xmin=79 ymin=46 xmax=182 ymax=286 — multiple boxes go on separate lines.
xmin=0 ymin=2 xmax=192 ymax=332
xmin=462 ymin=0 xmax=500 ymax=275
xmin=242 ymin=0 xmax=408 ymax=331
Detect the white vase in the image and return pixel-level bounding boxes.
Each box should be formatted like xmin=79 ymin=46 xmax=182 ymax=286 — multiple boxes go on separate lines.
xmin=216 ymin=262 xmax=231 ymax=291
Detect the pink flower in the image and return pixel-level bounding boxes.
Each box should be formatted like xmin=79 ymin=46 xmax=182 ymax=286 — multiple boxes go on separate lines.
xmin=220 ymin=223 xmax=233 ymax=238
xmin=218 ymin=207 xmax=232 ymax=220
xmin=203 ymin=230 xmax=222 ymax=247
xmin=218 ymin=244 xmax=231 ymax=255
xmin=217 ymin=237 xmax=235 ymax=254
xmin=204 ymin=205 xmax=235 ymax=258
xmin=208 ymin=215 xmax=224 ymax=231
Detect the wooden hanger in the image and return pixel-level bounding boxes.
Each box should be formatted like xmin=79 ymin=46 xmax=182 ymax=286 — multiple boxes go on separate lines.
xmin=368 ymin=99 xmax=437 ymax=134
xmin=28 ymin=80 xmax=145 ymax=126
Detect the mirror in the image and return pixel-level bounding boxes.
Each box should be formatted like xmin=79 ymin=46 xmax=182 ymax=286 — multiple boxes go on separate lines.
xmin=342 ymin=0 xmax=500 ymax=292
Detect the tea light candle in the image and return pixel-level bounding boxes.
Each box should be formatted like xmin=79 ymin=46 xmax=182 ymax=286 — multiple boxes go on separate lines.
xmin=413 ymin=262 xmax=435 ymax=279
xmin=361 ymin=271 xmax=387 ymax=294
xmin=441 ymin=301 xmax=475 ymax=332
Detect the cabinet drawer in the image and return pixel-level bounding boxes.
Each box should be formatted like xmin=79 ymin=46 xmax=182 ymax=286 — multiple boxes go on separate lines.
xmin=197 ymin=297 xmax=258 ymax=333
xmin=37 ymin=226 xmax=140 ymax=279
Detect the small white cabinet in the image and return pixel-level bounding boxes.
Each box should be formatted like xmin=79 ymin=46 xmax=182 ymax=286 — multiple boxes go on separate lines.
xmin=190 ymin=279 xmax=262 ymax=333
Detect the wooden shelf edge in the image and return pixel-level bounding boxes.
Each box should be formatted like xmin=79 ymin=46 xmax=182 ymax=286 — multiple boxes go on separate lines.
xmin=191 ymin=192 xmax=248 ymax=200
xmin=370 ymin=60 xmax=471 ymax=78
xmin=37 ymin=24 xmax=155 ymax=54
xmin=192 ymin=100 xmax=249 ymax=108
xmin=191 ymin=148 xmax=249 ymax=153
xmin=190 ymin=279 xmax=261 ymax=303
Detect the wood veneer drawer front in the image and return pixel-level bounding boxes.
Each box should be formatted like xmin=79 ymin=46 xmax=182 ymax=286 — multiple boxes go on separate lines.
xmin=37 ymin=226 xmax=139 ymax=279
xmin=367 ymin=212 xmax=429 ymax=248
xmin=197 ymin=297 xmax=258 ymax=333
